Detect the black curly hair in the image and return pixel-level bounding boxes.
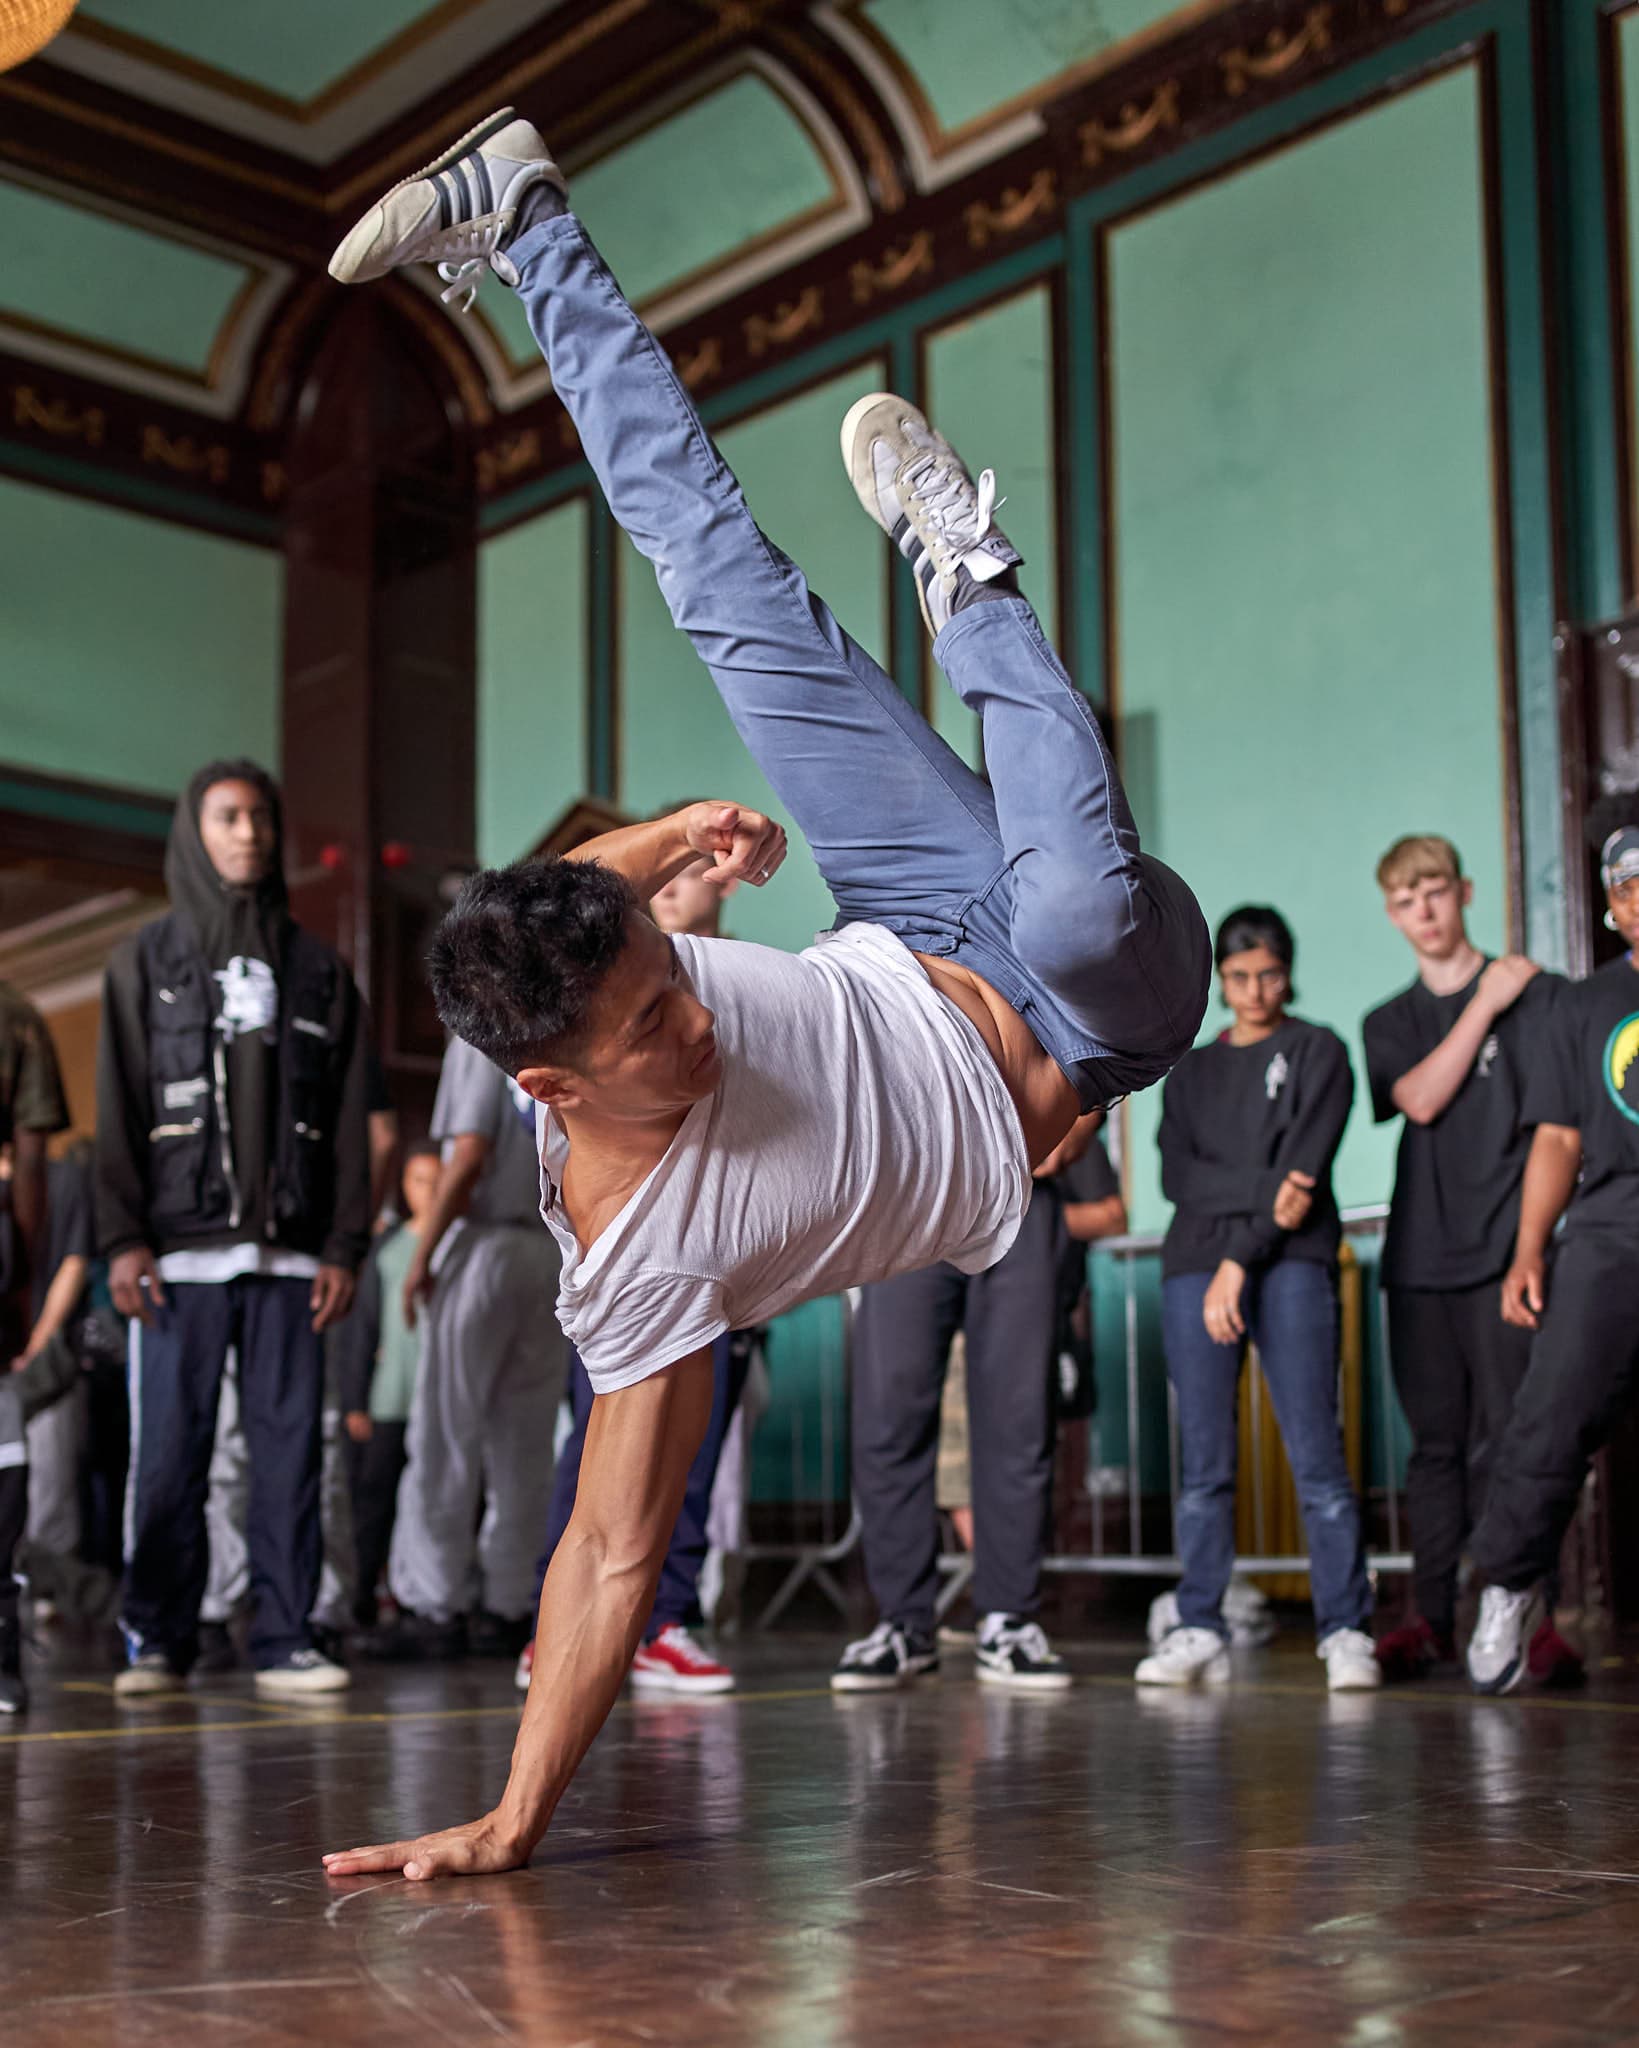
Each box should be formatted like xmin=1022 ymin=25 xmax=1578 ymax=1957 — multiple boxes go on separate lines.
xmin=429 ymin=857 xmax=638 ymax=1073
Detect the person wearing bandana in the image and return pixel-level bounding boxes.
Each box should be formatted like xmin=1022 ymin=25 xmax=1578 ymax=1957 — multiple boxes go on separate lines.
xmin=95 ymin=761 xmax=373 ymax=1698
xmin=1465 ymin=804 xmax=1639 ymax=1692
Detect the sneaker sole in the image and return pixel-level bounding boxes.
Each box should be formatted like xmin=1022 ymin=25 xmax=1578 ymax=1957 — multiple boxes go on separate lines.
xmin=975 ymin=1663 xmax=1072 ymax=1691
xmin=329 ymin=106 xmax=527 ymax=282
xmin=113 ymin=1675 xmax=185 ymax=1698
xmin=1134 ymin=1660 xmax=1232 ymax=1688
xmin=630 ymin=1670 xmax=736 ymax=1694
xmin=830 ymin=1659 xmax=938 ymax=1693
xmin=254 ymin=1673 xmax=352 ymax=1696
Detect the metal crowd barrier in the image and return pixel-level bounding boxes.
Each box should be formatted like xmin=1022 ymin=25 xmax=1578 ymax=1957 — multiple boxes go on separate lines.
xmin=743 ymin=1206 xmax=1412 ymax=1629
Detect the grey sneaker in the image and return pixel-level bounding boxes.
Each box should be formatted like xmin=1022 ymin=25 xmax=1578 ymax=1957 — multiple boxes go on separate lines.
xmin=1467 ymin=1585 xmax=1541 ymax=1695
xmin=255 ymin=1648 xmax=351 ymax=1697
xmin=114 ymin=1649 xmax=184 ymax=1699
xmin=328 ymin=108 xmax=566 ymax=309
xmin=830 ymin=1620 xmax=939 ymax=1693
xmin=841 ymin=392 xmax=1022 ymax=636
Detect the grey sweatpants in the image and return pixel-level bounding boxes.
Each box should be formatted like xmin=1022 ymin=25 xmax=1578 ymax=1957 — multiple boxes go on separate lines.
xmin=388 ymin=1223 xmax=565 ymax=1623
xmin=851 ymin=1190 xmax=1060 ymax=1634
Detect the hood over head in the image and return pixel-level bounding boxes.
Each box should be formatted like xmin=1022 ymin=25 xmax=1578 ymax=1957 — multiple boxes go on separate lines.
xmin=165 ymin=758 xmax=290 ymax=966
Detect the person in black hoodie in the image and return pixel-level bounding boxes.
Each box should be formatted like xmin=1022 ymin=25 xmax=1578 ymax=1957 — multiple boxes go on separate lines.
xmin=96 ymin=760 xmax=372 ymax=1699
xmin=1137 ymin=906 xmax=1377 ymax=1693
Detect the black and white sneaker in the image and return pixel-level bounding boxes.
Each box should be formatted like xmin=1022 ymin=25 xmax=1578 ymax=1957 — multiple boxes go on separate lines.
xmin=830 ymin=1620 xmax=939 ymax=1693
xmin=842 ymin=392 xmax=1023 ymax=637
xmin=328 ymin=108 xmax=566 ymax=310
xmin=975 ymin=1614 xmax=1072 ymax=1691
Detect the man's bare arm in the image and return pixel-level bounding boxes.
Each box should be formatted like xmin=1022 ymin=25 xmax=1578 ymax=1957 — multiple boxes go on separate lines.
xmin=322 ymin=1346 xmax=716 ymax=1881
xmin=565 ymin=802 xmax=786 ymax=904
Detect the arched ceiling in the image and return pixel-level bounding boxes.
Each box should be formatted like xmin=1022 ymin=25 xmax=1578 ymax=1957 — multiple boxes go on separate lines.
xmin=0 ymin=0 xmax=1432 ymax=529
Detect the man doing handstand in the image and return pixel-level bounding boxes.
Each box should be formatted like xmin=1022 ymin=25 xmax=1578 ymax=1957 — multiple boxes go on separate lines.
xmin=323 ymin=109 xmax=1209 ymax=1882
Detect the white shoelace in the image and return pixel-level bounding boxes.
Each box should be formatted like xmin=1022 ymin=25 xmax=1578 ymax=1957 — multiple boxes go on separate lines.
xmin=902 ymin=443 xmax=1005 ymax=559
xmin=651 ymin=1626 xmax=717 ymax=1670
xmin=983 ymin=1619 xmax=1051 ymax=1663
xmin=843 ymin=1620 xmax=903 ymax=1665
xmin=435 ymin=217 xmax=510 ymax=311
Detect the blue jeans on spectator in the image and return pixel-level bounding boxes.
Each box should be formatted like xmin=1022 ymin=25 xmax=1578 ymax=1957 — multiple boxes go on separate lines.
xmin=507 ymin=216 xmax=1209 ymax=1109
xmin=1162 ymin=1260 xmax=1370 ymax=1644
xmin=534 ymin=1332 xmax=751 ymax=1639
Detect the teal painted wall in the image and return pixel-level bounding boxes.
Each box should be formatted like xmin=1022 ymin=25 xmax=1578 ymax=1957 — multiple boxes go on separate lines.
xmin=1 ymin=476 xmax=280 ymax=797
xmin=616 ymin=361 xmax=889 ymax=954
xmin=477 ymin=496 xmax=590 ymax=865
xmin=0 ymin=178 xmax=252 ymax=376
xmin=922 ymin=284 xmax=1059 ymax=766
xmin=1105 ymin=66 xmax=1509 ymax=1232
xmin=1618 ymin=10 xmax=1639 ymax=590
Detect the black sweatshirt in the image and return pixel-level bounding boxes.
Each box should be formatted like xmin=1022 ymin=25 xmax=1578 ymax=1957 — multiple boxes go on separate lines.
xmin=1158 ymin=1016 xmax=1355 ymax=1278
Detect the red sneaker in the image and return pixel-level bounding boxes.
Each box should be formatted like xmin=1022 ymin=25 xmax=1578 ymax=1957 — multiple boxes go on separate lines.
xmin=1527 ymin=1620 xmax=1586 ymax=1689
xmin=1374 ymin=1617 xmax=1454 ymax=1682
xmin=630 ymin=1624 xmax=734 ymax=1694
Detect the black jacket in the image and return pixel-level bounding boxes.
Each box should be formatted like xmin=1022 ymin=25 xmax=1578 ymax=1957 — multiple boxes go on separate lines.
xmin=94 ymin=770 xmax=372 ymax=1271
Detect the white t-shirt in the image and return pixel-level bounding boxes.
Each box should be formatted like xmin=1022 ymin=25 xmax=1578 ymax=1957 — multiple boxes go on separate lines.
xmin=538 ymin=922 xmax=1031 ymax=1394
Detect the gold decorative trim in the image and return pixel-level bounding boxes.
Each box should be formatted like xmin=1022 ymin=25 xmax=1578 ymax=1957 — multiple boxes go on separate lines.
xmin=1384 ymin=0 xmax=1411 ymax=14
xmin=1221 ymin=5 xmax=1334 ymax=97
xmin=744 ymin=286 xmax=824 ymax=358
xmin=850 ymin=231 xmax=934 ymax=305
xmin=675 ymin=336 xmax=724 ymax=389
xmin=66 ymin=0 xmax=503 ymax=127
xmin=832 ymin=0 xmax=1228 ymax=167
xmin=260 ymin=460 xmax=286 ymax=503
xmin=476 ymin=428 xmax=543 ymax=494
xmin=141 ymin=423 xmax=231 ymax=483
xmin=1081 ymin=80 xmax=1182 ymax=167
xmin=964 ymin=170 xmax=1057 ymax=251
xmin=11 ymin=382 xmax=104 ymax=446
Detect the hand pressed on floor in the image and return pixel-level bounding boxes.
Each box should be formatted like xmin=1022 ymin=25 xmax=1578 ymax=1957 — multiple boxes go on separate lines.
xmin=323 ymin=1811 xmax=532 ymax=1882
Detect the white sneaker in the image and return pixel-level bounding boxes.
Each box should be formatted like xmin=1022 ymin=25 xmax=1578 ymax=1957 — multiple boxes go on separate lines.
xmin=1318 ymin=1628 xmax=1381 ymax=1692
xmin=1145 ymin=1590 xmax=1179 ymax=1646
xmin=1467 ymin=1585 xmax=1541 ymax=1695
xmin=841 ymin=392 xmax=1022 ymax=636
xmin=328 ymin=108 xmax=566 ymax=309
xmin=1134 ymin=1627 xmax=1231 ymax=1688
xmin=255 ymin=1648 xmax=351 ymax=1696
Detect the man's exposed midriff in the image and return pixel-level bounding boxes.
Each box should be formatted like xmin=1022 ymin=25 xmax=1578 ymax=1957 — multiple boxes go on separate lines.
xmin=912 ymin=951 xmax=1081 ymax=1168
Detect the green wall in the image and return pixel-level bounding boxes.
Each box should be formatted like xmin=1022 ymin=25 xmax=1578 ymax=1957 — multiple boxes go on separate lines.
xmin=616 ymin=361 xmax=889 ymax=954
xmin=1105 ymin=66 xmax=1509 ymax=1230
xmin=0 ymin=178 xmax=253 ymax=377
xmin=477 ymin=496 xmax=590 ymax=866
xmin=1 ymin=476 xmax=280 ymax=797
xmin=922 ymin=283 xmax=1059 ymax=766
xmin=1618 ymin=9 xmax=1639 ymax=587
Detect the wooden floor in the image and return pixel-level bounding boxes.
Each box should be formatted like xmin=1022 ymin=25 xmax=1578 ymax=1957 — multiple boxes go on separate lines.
xmin=7 ymin=1626 xmax=1639 ymax=2046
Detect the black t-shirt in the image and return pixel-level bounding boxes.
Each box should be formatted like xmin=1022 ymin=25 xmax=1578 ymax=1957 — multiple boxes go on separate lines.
xmin=1364 ymin=964 xmax=1558 ymax=1290
xmin=1158 ymin=1017 xmax=1355 ymax=1278
xmin=1522 ymin=955 xmax=1639 ymax=1237
xmin=1054 ymin=1140 xmax=1120 ymax=1207
xmin=31 ymin=1153 xmax=94 ymax=1322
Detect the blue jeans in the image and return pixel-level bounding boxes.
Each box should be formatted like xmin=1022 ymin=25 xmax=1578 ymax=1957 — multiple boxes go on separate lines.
xmin=1162 ymin=1262 xmax=1370 ymax=1643
xmin=508 ymin=218 xmax=1209 ymax=1108
xmin=534 ymin=1332 xmax=751 ymax=1638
